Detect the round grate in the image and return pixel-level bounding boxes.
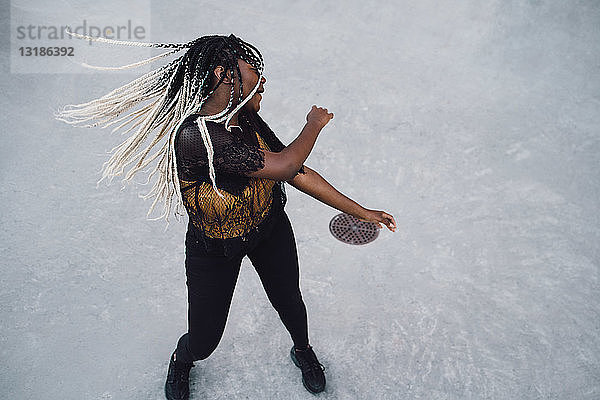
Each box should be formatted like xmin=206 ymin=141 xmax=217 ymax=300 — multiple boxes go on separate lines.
xmin=329 ymin=213 xmax=380 ymax=245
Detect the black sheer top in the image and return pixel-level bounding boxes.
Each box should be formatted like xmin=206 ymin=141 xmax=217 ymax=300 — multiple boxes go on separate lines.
xmin=174 ymin=110 xmax=305 ymax=256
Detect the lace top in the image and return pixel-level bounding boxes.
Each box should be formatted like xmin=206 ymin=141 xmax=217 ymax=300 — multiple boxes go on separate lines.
xmin=175 ymin=110 xmax=305 ymax=256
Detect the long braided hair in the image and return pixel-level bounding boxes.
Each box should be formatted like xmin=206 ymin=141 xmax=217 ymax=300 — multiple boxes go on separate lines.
xmin=55 ymin=30 xmax=264 ymax=223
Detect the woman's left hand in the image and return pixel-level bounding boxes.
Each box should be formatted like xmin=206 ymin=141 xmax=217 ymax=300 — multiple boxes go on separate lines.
xmin=357 ymin=209 xmax=397 ymax=232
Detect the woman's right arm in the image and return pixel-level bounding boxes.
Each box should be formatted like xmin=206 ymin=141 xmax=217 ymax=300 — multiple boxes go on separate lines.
xmin=247 ymin=106 xmax=333 ymax=181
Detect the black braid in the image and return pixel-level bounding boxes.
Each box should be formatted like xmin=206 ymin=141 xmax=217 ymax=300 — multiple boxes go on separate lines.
xmin=224 ymin=37 xmax=245 ymax=106
xmin=233 ymin=60 xmax=244 ymax=106
xmin=153 ymin=43 xmax=185 ymax=49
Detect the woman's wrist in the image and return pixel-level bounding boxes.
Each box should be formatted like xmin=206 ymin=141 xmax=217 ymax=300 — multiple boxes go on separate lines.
xmin=354 ymin=206 xmax=368 ymax=220
xmin=343 ymin=204 xmax=367 ymax=221
xmin=303 ymin=119 xmax=324 ymax=133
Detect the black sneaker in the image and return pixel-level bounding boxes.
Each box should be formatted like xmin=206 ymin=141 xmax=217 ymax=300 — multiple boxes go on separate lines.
xmin=165 ymin=351 xmax=194 ymax=400
xmin=290 ymin=345 xmax=326 ymax=394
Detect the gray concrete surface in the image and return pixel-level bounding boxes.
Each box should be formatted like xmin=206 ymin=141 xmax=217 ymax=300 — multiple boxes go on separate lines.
xmin=1 ymin=1 xmax=599 ymax=399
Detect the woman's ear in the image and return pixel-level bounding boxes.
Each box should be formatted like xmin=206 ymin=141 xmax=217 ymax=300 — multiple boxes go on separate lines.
xmin=213 ymin=66 xmax=233 ymax=84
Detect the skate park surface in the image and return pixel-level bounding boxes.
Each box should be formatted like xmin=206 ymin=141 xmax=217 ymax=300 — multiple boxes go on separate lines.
xmin=1 ymin=1 xmax=599 ymax=399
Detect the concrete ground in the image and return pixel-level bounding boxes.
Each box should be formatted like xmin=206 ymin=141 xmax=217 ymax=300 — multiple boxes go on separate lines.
xmin=1 ymin=1 xmax=599 ymax=399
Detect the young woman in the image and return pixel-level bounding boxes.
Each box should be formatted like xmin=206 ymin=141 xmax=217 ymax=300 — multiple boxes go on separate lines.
xmin=56 ymin=33 xmax=396 ymax=399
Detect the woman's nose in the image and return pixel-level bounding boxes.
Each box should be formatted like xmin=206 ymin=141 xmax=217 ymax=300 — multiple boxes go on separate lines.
xmin=260 ymin=76 xmax=266 ymax=85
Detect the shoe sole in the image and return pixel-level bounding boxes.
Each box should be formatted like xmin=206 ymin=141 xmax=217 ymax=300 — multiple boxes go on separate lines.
xmin=290 ymin=346 xmax=325 ymax=395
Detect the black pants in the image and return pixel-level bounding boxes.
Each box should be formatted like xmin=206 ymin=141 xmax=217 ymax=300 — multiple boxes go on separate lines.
xmin=175 ymin=211 xmax=310 ymax=364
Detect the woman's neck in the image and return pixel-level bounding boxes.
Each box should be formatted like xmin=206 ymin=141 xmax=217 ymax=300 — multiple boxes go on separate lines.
xmin=198 ymin=99 xmax=240 ymax=126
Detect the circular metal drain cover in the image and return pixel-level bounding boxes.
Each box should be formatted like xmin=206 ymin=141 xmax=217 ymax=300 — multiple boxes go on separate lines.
xmin=329 ymin=213 xmax=380 ymax=245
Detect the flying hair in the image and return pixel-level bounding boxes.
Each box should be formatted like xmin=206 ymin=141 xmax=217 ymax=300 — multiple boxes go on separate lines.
xmin=54 ymin=29 xmax=264 ymax=224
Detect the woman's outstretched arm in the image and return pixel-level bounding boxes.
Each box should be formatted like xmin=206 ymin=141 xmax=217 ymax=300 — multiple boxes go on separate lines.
xmin=286 ymin=165 xmax=397 ymax=232
xmin=246 ymin=106 xmax=333 ymax=181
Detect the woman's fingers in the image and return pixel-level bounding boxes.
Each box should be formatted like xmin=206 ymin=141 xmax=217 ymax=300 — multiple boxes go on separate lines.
xmin=307 ymin=105 xmax=334 ymax=127
xmin=359 ymin=210 xmax=397 ymax=232
xmin=383 ymin=212 xmax=397 ymax=231
xmin=378 ymin=212 xmax=396 ymax=231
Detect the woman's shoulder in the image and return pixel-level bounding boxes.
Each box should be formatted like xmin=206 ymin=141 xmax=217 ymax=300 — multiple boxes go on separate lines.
xmin=177 ymin=114 xmax=232 ymax=137
xmin=178 ymin=113 xmax=199 ymax=129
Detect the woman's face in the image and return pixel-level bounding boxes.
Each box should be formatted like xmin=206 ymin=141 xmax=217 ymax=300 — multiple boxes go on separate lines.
xmin=236 ymin=59 xmax=266 ymax=113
